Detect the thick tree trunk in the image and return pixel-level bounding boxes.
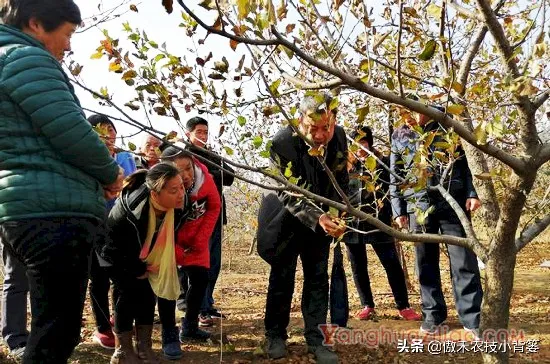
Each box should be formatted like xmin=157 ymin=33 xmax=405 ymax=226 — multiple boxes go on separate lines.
xmin=480 ymin=172 xmax=535 ymax=364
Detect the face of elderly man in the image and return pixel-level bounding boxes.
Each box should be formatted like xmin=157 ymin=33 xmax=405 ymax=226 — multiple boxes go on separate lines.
xmin=299 ymin=109 xmax=336 ymax=148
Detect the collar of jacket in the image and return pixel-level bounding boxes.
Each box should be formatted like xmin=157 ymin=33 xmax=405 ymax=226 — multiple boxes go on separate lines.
xmin=120 ymin=184 xmax=188 ymax=230
xmin=0 ymin=24 xmax=48 ymax=51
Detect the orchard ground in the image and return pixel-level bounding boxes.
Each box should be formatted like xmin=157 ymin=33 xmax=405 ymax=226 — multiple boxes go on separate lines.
xmin=1 ymin=227 xmax=548 ymax=363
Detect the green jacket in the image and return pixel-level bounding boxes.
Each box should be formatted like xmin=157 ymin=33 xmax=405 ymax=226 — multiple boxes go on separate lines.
xmin=0 ymin=25 xmax=119 ymax=222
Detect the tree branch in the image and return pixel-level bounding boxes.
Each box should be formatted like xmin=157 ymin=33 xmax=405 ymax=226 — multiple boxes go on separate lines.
xmin=516 ymin=214 xmax=550 ymax=252
xmin=396 ymin=0 xmax=404 ymax=97
xmin=533 ymin=89 xmax=550 ymax=109
xmin=176 ymin=0 xmax=279 ymax=46
xmin=447 ymin=0 xmax=484 ymax=21
xmin=269 ymin=26 xmax=526 ymax=173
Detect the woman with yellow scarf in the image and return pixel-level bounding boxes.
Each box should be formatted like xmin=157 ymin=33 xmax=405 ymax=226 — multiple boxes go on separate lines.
xmin=100 ymin=163 xmax=188 ymax=364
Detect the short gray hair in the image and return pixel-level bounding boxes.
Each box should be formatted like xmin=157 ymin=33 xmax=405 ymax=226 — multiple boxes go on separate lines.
xmin=299 ymin=93 xmax=336 ymax=116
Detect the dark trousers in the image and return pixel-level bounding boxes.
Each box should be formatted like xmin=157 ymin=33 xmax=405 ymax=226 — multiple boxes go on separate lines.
xmin=410 ymin=206 xmax=483 ymax=329
xmin=1 ymin=241 xmax=29 ymax=350
xmin=0 ymin=217 xmax=98 ymax=364
xmin=89 ymin=252 xmax=111 ymax=333
xmin=264 ymin=223 xmax=331 ymax=347
xmin=201 ymin=220 xmax=222 ymax=313
xmin=111 ymin=273 xmax=156 ymax=333
xmin=158 ymin=266 xmax=208 ymax=331
xmin=345 ymin=239 xmax=410 ymax=310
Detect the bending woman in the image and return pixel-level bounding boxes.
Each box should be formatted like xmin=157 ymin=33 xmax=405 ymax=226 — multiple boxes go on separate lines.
xmin=157 ymin=146 xmax=221 ymax=360
xmin=101 ymin=163 xmax=187 ymax=364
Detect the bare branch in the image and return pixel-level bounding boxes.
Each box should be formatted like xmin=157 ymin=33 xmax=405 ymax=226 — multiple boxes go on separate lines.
xmin=176 ymin=0 xmax=279 ymax=46
xmin=396 ymin=0 xmax=404 ymax=97
xmin=430 ymin=185 xmax=478 ymax=241
xmin=457 ymin=25 xmax=488 ymax=87
xmin=516 ymin=214 xmax=550 ymax=252
xmin=447 ymin=0 xmax=484 ymax=21
xmin=533 ymin=89 xmax=550 ymax=109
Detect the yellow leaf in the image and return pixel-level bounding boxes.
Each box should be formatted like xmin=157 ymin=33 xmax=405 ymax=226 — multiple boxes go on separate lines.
xmin=446 ymin=104 xmax=464 ymax=115
xmin=426 ymin=4 xmax=441 ymax=18
xmin=451 ymin=82 xmax=464 ymax=93
xmin=109 ymin=62 xmax=122 ymax=72
xmin=474 ymin=123 xmax=487 ymax=145
xmin=365 ymin=156 xmax=376 ymax=172
xmin=90 ymin=51 xmax=103 ymax=59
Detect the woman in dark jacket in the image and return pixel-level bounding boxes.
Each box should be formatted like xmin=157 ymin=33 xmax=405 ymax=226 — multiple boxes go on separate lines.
xmin=101 ymin=163 xmax=187 ymax=364
xmin=157 ymin=146 xmax=221 ymax=360
xmin=345 ymin=126 xmax=421 ymax=321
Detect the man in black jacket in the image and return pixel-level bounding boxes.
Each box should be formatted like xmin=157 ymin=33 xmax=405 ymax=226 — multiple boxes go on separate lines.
xmin=257 ymin=94 xmax=348 ymax=364
xmin=185 ymin=117 xmax=235 ymax=326
xmin=389 ymin=107 xmax=483 ymax=338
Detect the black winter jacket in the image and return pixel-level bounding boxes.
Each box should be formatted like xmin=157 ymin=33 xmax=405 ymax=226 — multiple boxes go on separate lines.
xmin=100 ymin=172 xmax=188 ymax=277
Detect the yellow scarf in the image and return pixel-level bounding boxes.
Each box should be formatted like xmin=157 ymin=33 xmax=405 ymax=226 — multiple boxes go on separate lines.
xmin=139 ymin=195 xmax=180 ymax=300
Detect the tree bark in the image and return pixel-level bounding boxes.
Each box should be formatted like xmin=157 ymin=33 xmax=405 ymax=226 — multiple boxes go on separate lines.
xmin=480 ymin=172 xmax=536 ymax=364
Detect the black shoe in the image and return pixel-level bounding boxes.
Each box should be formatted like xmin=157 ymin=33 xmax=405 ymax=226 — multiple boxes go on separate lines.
xmin=179 ymin=326 xmax=211 ymax=342
xmin=307 ymin=345 xmax=338 ymax=364
xmin=266 ymin=337 xmax=287 ymax=359
xmin=207 ymin=308 xmax=227 ymax=319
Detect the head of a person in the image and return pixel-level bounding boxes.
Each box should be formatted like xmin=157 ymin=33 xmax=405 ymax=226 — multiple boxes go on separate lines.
xmin=299 ymin=93 xmax=337 ymax=147
xmin=146 ymin=162 xmax=185 ymax=210
xmin=1 ymin=0 xmax=82 ymax=62
xmin=160 ymin=146 xmax=195 ymax=190
xmin=185 ymin=117 xmax=208 ymax=148
xmin=87 ymin=114 xmax=117 ymax=155
xmin=140 ymin=134 xmax=162 ymax=165
xmin=352 ymin=126 xmax=374 ymax=161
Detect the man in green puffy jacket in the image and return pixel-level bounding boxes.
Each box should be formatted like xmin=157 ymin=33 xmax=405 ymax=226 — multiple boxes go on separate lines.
xmin=0 ymin=1 xmax=124 ymax=363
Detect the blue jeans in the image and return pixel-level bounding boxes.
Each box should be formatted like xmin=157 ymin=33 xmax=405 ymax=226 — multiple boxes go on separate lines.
xmin=1 ymin=242 xmax=29 ymax=350
xmin=200 ymin=221 xmax=222 ymax=313
xmin=0 ymin=217 xmax=99 ymax=364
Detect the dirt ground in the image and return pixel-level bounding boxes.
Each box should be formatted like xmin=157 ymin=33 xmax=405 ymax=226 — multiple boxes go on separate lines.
xmin=1 ymin=230 xmax=549 ymax=363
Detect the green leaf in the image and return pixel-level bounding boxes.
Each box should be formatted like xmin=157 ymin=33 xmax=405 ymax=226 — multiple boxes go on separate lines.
xmin=284 ymin=162 xmax=292 ymax=178
xmin=122 ymin=22 xmax=132 ymax=32
xmin=224 ymin=146 xmax=234 ymax=156
xmin=356 ymin=106 xmax=369 ymax=123
xmin=474 ymin=123 xmax=488 ymax=145
xmin=418 ymin=39 xmax=437 ymax=61
xmin=128 ymin=142 xmax=137 ymax=151
xmin=154 ymin=54 xmax=166 ymax=62
xmin=269 ymin=79 xmax=281 ymax=96
xmin=252 ymin=135 xmax=263 ymax=149
xmin=237 ymin=116 xmax=247 ymax=127
xmin=329 ymin=97 xmax=339 ymax=111
xmin=426 ymin=4 xmax=441 ymax=18
xmin=365 ymin=156 xmax=376 ymax=172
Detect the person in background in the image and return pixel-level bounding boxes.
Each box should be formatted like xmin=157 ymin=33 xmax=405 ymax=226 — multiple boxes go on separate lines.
xmin=101 ymin=164 xmax=187 ymax=364
xmin=184 ymin=117 xmax=234 ymax=327
xmin=257 ymin=93 xmax=348 ymax=363
xmin=135 ymin=134 xmax=162 ymax=170
xmin=344 ymin=126 xmax=421 ymax=322
xmin=86 ymin=114 xmax=137 ymax=350
xmin=390 ymin=105 xmax=483 ymax=338
xmin=157 ymin=146 xmax=221 ymax=360
xmin=0 ymin=1 xmax=124 ymax=362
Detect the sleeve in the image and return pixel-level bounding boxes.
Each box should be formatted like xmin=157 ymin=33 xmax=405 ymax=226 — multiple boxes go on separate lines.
xmin=389 ymin=139 xmax=408 ymax=218
xmin=102 ymin=203 xmax=147 ymax=277
xmin=271 ymin=134 xmax=322 ymax=232
xmin=191 ymin=176 xmax=221 ymax=249
xmin=116 ymin=152 xmax=137 ymax=177
xmin=1 ymin=47 xmax=119 ymax=185
xmin=457 ymin=146 xmax=478 ymax=199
